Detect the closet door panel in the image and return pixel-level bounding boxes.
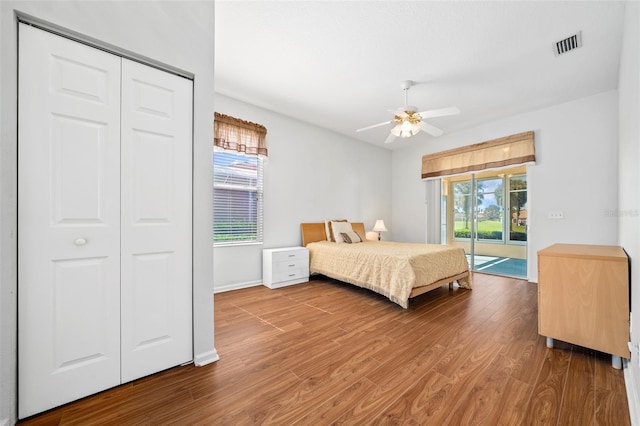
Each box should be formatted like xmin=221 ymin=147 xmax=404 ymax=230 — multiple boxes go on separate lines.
xmin=18 ymin=24 xmax=122 ymax=418
xmin=120 ymin=59 xmax=193 ymax=382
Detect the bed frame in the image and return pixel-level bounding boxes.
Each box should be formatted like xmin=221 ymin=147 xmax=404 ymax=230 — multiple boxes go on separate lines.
xmin=300 ymin=222 xmax=366 ymax=247
xmin=300 ymin=222 xmax=470 ymax=299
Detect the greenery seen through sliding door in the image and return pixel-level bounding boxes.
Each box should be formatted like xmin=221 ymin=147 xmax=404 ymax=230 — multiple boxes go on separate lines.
xmin=453 ymin=173 xmax=527 ymax=243
xmin=508 ymin=175 xmax=527 ymax=242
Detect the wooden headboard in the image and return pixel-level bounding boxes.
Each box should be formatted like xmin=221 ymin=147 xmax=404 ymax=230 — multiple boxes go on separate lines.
xmin=301 ymin=222 xmax=367 ymax=247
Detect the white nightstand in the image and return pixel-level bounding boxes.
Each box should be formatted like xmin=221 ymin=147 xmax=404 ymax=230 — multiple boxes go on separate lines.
xmin=262 ymin=246 xmax=310 ymax=289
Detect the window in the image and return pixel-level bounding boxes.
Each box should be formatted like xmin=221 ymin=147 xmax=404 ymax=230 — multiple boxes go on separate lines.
xmin=451 ymin=172 xmax=526 ymax=244
xmin=508 ymin=175 xmax=527 ymax=242
xmin=213 ymin=112 xmax=267 ymax=245
xmin=453 ymin=178 xmax=504 ymax=241
xmin=453 ymin=181 xmax=473 ymax=239
xmin=475 ymin=177 xmax=504 ymax=241
xmin=213 ymin=151 xmax=263 ymax=244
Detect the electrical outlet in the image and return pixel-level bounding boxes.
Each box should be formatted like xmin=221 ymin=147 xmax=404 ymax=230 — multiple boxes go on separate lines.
xmin=548 ymin=211 xmax=564 ymax=219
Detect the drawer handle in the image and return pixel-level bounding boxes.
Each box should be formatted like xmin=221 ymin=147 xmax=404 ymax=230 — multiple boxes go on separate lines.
xmin=288 ymin=264 xmax=296 ymax=267
xmin=75 ymin=238 xmax=88 ymax=246
xmin=288 ymin=273 xmax=296 ymax=277
xmin=288 ymin=254 xmax=296 ymax=257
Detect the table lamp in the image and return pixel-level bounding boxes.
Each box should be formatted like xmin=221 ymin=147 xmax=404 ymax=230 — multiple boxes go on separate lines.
xmin=372 ymin=219 xmax=388 ymax=240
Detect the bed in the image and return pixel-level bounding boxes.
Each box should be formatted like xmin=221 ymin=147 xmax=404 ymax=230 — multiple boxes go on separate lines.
xmin=301 ymin=221 xmax=472 ymax=308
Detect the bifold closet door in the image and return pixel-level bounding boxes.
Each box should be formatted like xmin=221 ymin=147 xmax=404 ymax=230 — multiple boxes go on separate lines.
xmin=18 ymin=24 xmax=122 ymax=418
xmin=18 ymin=24 xmax=193 ymax=418
xmin=120 ymin=58 xmax=193 ymax=383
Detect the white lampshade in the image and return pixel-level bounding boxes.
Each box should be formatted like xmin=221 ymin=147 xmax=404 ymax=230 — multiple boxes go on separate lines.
xmin=391 ymin=120 xmax=421 ymax=138
xmin=372 ymin=220 xmax=388 ymax=232
xmin=400 ymin=120 xmax=413 ymax=134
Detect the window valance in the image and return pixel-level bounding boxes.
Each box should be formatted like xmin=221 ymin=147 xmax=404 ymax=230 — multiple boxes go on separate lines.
xmin=214 ymin=112 xmax=268 ymax=157
xmin=421 ymin=131 xmax=535 ymax=179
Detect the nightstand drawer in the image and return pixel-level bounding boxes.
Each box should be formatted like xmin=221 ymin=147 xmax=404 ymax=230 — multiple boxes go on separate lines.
xmin=273 ymin=257 xmax=309 ymax=274
xmin=271 ymin=249 xmax=307 ymax=263
xmin=272 ymin=268 xmax=308 ymax=283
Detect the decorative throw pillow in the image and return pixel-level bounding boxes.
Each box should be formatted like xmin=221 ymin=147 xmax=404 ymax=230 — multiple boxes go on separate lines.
xmin=331 ymin=221 xmax=354 ymax=243
xmin=341 ymin=231 xmax=362 ymax=244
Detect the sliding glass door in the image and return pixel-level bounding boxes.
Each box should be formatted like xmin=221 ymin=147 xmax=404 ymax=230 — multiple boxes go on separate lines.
xmin=444 ymin=166 xmax=527 ymax=278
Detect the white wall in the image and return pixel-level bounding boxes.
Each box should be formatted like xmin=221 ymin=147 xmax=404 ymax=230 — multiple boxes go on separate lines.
xmin=213 ymin=94 xmax=392 ymax=292
xmin=0 ymin=1 xmax=215 ymax=422
xmin=618 ymin=1 xmax=640 ymax=421
xmin=392 ymin=89 xmax=620 ymax=282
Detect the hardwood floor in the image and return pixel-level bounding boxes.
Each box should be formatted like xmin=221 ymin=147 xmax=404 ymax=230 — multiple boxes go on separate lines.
xmin=19 ymin=273 xmax=631 ymax=425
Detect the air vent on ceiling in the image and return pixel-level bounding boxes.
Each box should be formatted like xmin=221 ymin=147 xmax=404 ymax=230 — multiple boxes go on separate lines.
xmin=554 ymin=31 xmax=582 ymax=56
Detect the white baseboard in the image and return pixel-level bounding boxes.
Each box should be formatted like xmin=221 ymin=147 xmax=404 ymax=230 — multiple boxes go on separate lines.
xmin=194 ymin=348 xmax=220 ymax=366
xmin=624 ymin=360 xmax=640 ymax=425
xmin=213 ymin=280 xmax=262 ymax=294
xmin=0 ymin=418 xmax=9 ymax=426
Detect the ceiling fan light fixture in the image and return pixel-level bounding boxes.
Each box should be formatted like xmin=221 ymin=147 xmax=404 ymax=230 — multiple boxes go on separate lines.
xmin=356 ymin=80 xmax=459 ymax=143
xmin=397 ymin=120 xmax=420 ymax=138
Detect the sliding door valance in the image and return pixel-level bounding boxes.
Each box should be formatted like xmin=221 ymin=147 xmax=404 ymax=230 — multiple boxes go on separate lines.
xmin=214 ymin=112 xmax=268 ymax=157
xmin=421 ymin=131 xmax=535 ymax=179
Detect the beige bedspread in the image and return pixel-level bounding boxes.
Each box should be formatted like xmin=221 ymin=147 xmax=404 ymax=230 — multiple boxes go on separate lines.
xmin=307 ymin=240 xmax=471 ymax=308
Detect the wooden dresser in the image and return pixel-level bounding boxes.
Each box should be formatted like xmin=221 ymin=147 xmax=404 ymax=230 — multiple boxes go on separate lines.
xmin=538 ymin=244 xmax=630 ymax=368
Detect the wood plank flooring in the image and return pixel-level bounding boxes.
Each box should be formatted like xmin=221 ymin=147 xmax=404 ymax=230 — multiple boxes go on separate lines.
xmin=19 ymin=273 xmax=631 ymax=425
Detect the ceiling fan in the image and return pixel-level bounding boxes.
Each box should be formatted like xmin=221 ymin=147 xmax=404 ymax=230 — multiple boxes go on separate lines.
xmin=356 ymin=80 xmax=460 ymax=144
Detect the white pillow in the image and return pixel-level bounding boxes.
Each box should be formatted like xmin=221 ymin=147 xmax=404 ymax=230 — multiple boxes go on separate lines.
xmin=325 ymin=219 xmax=347 ymax=241
xmin=331 ymin=221 xmax=354 ymax=243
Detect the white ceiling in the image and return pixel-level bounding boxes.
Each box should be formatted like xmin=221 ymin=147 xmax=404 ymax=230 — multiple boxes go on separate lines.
xmin=214 ymin=1 xmax=626 ymax=150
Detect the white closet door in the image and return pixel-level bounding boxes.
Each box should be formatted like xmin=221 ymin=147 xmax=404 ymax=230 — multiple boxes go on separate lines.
xmin=18 ymin=24 xmax=122 ymax=418
xmin=120 ymin=59 xmax=193 ymax=382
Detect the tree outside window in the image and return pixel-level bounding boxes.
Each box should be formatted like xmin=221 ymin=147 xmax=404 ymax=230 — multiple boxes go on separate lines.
xmin=452 ymin=174 xmax=526 ymax=243
xmin=509 ymin=175 xmax=527 ymax=242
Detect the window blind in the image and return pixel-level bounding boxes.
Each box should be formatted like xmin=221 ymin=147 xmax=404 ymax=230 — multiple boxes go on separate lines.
xmin=213 ymin=151 xmax=263 ymax=244
xmin=421 ymin=131 xmax=535 ymax=179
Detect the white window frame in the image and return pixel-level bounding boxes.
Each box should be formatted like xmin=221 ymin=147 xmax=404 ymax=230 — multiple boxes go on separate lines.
xmin=213 ymin=151 xmax=264 ymax=246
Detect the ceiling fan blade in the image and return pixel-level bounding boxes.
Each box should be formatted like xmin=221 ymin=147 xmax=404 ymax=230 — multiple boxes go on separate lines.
xmin=356 ymin=120 xmax=393 ymax=132
xmin=418 ymin=106 xmax=460 ymax=119
xmin=384 ymin=133 xmax=397 ymax=144
xmin=419 ymin=121 xmax=444 ymax=137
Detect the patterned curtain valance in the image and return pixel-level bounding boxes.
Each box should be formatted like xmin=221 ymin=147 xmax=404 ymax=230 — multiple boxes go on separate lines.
xmin=214 ymin=112 xmax=268 ymax=157
xmin=421 ymin=131 xmax=535 ymax=179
